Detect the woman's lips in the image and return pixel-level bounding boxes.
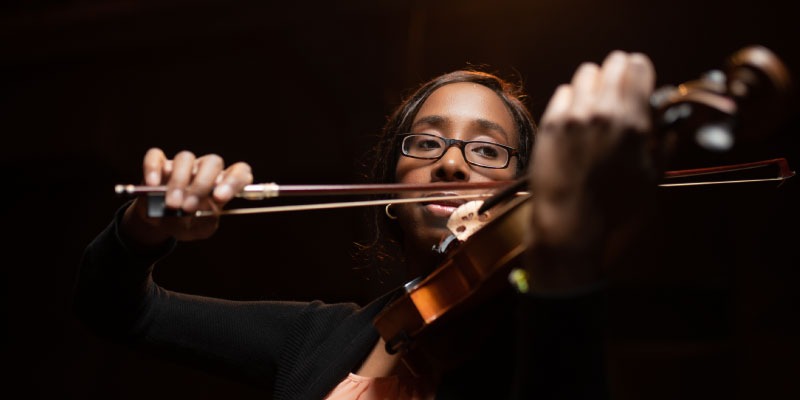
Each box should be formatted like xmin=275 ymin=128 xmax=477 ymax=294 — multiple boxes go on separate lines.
xmin=424 ymin=203 xmax=458 ymax=218
xmin=421 ymin=193 xmax=466 ymax=218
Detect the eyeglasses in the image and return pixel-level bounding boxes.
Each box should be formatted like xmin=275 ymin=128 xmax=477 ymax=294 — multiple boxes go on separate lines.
xmin=399 ymin=133 xmax=519 ymax=169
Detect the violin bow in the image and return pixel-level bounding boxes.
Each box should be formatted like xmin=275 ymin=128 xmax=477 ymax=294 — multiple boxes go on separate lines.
xmin=119 ymin=157 xmax=794 ymax=218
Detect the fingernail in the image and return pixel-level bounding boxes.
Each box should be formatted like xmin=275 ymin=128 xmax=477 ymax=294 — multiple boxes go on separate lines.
xmin=214 ymin=184 xmax=232 ymax=198
xmin=167 ymin=189 xmax=183 ymax=207
xmin=183 ymin=195 xmax=199 ymax=210
xmin=146 ymin=171 xmax=160 ymax=186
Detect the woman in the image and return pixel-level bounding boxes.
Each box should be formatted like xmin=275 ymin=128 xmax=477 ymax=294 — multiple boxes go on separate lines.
xmin=75 ymin=50 xmax=657 ymax=399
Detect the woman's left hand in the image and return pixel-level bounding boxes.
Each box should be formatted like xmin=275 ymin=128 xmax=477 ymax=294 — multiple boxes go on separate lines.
xmin=524 ymin=50 xmax=660 ymax=293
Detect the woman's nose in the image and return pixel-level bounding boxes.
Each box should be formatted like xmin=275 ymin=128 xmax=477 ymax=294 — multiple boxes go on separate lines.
xmin=433 ymin=146 xmax=470 ymax=181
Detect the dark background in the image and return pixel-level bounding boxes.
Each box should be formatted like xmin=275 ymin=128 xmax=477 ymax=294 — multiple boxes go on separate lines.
xmin=2 ymin=0 xmax=799 ymax=398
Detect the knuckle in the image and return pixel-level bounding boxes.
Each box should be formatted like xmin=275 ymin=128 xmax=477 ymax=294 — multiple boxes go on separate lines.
xmin=145 ymin=147 xmax=164 ymax=158
xmin=203 ymin=153 xmax=224 ymax=167
xmin=577 ymin=62 xmax=599 ymax=74
xmin=587 ymin=106 xmax=616 ymax=126
xmin=175 ymin=150 xmax=196 ymax=160
xmin=143 ymin=159 xmax=161 ymax=170
xmin=232 ymin=162 xmax=253 ymax=176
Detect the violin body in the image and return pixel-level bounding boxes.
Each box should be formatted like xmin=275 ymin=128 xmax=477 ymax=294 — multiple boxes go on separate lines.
xmin=373 ymin=193 xmax=532 ymax=376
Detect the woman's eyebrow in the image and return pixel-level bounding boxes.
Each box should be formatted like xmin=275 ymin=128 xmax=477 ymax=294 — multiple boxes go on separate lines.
xmin=411 ymin=115 xmax=446 ymax=130
xmin=411 ymin=115 xmax=507 ymax=136
xmin=473 ymin=118 xmax=509 ymax=137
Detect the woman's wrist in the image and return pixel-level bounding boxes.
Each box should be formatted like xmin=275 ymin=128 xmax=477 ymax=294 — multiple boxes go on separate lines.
xmin=119 ymin=200 xmax=173 ymax=252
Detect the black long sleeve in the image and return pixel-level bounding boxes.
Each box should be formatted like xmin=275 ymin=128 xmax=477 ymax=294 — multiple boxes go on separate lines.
xmin=511 ymin=288 xmax=609 ymax=400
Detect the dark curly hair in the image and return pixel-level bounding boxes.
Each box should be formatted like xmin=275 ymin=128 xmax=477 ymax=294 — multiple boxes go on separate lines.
xmin=355 ymin=69 xmax=537 ymax=280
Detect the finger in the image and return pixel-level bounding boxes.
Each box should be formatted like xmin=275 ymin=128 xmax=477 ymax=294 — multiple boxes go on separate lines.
xmin=183 ymin=154 xmax=224 ymax=212
xmin=164 ymin=160 xmax=174 ymax=177
xmin=569 ymin=62 xmax=600 ymax=119
xmin=595 ymin=50 xmax=630 ymax=110
xmin=540 ymin=84 xmax=574 ymax=128
xmin=165 ymin=151 xmax=196 ymax=209
xmin=213 ymin=162 xmax=254 ymax=203
xmin=625 ymin=53 xmax=656 ymax=99
xmin=142 ymin=148 xmax=167 ymax=186
xmin=622 ymin=52 xmax=657 ymax=131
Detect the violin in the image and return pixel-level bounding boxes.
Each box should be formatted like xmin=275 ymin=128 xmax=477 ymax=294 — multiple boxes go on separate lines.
xmin=371 ymin=45 xmax=796 ymax=377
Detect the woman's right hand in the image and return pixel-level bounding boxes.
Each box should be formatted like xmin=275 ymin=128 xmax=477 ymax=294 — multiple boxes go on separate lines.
xmin=120 ymin=148 xmax=254 ymax=248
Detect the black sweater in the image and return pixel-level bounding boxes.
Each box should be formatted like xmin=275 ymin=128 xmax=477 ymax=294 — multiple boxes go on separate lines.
xmin=74 ymin=207 xmax=608 ymax=399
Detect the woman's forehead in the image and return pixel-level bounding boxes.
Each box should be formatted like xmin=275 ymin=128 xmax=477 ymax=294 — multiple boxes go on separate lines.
xmin=413 ymin=82 xmax=518 ymax=144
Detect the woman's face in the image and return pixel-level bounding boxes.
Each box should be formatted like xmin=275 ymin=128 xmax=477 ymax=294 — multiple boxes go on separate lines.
xmin=394 ymin=82 xmax=519 ymax=269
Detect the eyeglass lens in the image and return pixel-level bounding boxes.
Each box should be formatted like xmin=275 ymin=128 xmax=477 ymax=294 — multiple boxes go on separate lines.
xmin=401 ymin=134 xmax=510 ymax=168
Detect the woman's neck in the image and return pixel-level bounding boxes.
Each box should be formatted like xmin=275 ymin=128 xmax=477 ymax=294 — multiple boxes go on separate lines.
xmin=403 ymin=245 xmax=444 ymax=282
xmin=355 ymin=338 xmax=403 ymax=377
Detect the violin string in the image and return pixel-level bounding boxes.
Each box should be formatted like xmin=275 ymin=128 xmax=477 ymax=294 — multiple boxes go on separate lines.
xmin=193 ymin=175 xmax=792 ymax=217
xmin=194 ymin=193 xmax=504 ymax=217
xmin=657 ymin=176 xmax=792 ymax=187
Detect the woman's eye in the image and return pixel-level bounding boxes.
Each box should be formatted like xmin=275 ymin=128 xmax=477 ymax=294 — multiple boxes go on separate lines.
xmin=417 ymin=139 xmax=442 ymax=150
xmin=471 ymin=145 xmax=500 ymax=159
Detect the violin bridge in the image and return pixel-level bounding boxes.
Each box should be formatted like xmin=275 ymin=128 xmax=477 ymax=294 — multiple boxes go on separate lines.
xmin=446 ymin=200 xmax=491 ymax=242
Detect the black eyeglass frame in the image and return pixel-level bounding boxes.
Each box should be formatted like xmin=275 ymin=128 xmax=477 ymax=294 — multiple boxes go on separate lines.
xmin=398 ymin=133 xmax=519 ymax=169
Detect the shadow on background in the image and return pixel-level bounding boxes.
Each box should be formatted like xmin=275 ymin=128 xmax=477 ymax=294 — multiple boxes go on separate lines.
xmin=2 ymin=1 xmax=799 ymax=398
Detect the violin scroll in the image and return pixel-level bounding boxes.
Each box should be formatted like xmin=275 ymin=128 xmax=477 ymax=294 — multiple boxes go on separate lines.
xmin=650 ymin=45 xmax=793 ymax=156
